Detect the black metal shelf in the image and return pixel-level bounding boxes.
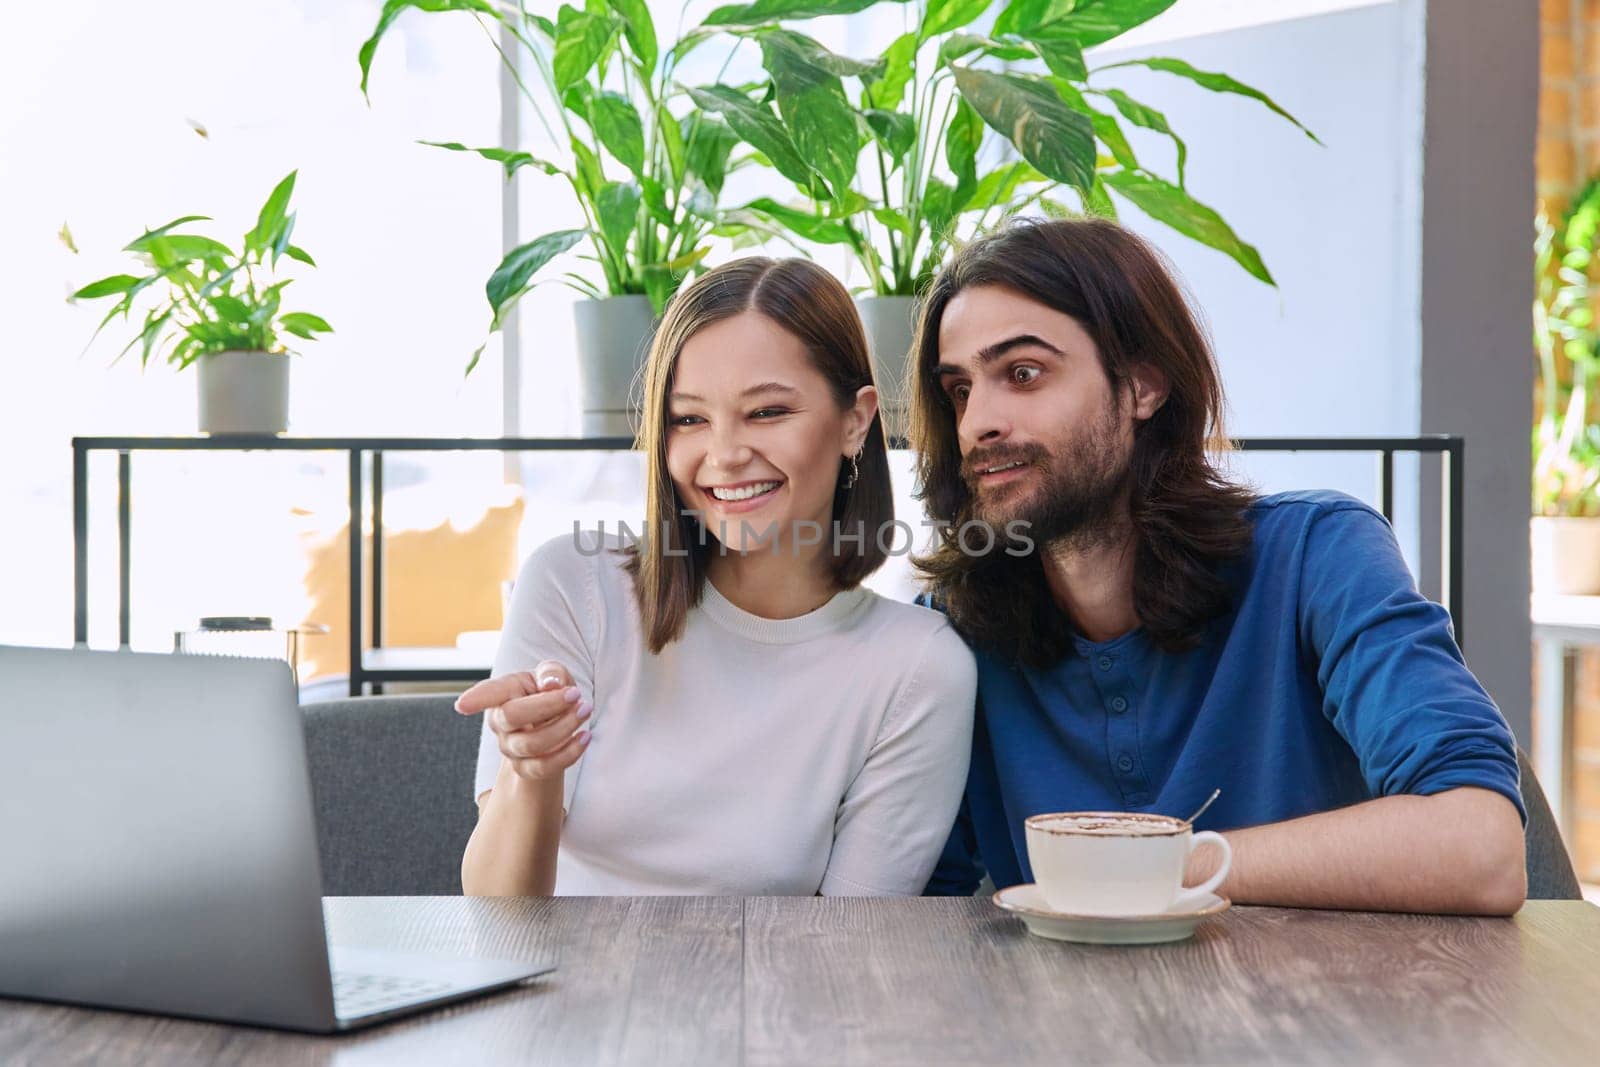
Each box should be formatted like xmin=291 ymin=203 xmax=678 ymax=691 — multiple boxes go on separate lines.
xmin=72 ymin=434 xmax=1464 ymax=695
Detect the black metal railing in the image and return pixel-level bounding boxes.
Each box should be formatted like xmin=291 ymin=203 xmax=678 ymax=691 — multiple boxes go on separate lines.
xmin=72 ymin=434 xmax=1463 ymax=695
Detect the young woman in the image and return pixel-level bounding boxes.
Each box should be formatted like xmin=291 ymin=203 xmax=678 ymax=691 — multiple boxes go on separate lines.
xmin=456 ymin=257 xmax=977 ymax=896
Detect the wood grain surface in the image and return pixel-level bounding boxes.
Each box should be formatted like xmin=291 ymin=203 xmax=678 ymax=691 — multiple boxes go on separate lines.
xmin=2 ymin=897 xmax=1597 ymax=1066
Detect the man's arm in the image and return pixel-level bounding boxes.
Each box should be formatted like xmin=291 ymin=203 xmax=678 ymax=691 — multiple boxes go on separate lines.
xmin=1187 ymin=786 xmax=1525 ymax=915
xmin=1260 ymin=501 xmax=1529 ymax=915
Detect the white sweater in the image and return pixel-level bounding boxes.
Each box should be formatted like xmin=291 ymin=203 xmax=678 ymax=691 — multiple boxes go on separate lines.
xmin=474 ymin=530 xmax=977 ymax=896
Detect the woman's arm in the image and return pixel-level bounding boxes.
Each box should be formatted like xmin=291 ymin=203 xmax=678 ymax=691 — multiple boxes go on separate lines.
xmin=458 ymin=664 xmax=591 ymax=896
xmin=462 ymin=763 xmax=566 ymax=896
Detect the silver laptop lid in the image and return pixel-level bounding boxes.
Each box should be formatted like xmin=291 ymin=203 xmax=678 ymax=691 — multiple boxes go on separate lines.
xmin=0 ymin=646 xmax=337 ymax=1030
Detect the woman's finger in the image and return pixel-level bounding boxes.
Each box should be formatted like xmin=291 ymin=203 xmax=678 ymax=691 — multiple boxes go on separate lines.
xmin=497 ymin=686 xmax=583 ymax=732
xmin=509 ymin=727 xmax=592 ymax=781
xmin=500 ymin=700 xmax=592 ymax=759
xmin=455 ymin=671 xmax=543 ymax=715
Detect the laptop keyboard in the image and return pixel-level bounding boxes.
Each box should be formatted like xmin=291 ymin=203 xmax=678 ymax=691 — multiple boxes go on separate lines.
xmin=332 ymin=970 xmax=455 ymax=1017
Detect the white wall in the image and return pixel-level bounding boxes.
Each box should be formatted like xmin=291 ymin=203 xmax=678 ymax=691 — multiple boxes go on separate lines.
xmin=1091 ymin=1 xmax=1425 ymax=568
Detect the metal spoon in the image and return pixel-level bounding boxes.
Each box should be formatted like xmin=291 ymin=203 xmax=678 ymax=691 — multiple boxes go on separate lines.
xmin=1183 ymin=788 xmax=1221 ymax=825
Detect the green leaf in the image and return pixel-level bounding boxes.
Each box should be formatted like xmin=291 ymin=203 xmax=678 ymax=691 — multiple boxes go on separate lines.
xmin=923 ymin=178 xmax=959 ymax=242
xmin=968 ymin=161 xmax=1050 ymax=212
xmin=1036 ymin=39 xmax=1086 ymax=81
xmin=921 ymin=0 xmax=993 ymax=42
xmin=422 ymin=140 xmax=562 ymax=179
xmin=590 ymin=91 xmax=647 ymax=176
xmin=71 ymin=274 xmax=144 ymax=301
xmin=661 ymin=109 xmax=687 ymax=188
xmin=140 ymin=234 xmax=236 ymax=267
xmin=554 ymin=4 xmax=614 ymax=92
xmin=605 ymin=0 xmax=658 ymax=76
xmin=703 ymin=0 xmax=891 ymax=27
xmin=758 ymin=31 xmax=864 ymax=199
xmin=865 ymin=110 xmax=916 ymax=165
xmin=872 ymin=206 xmax=913 ymax=239
xmin=640 ymin=175 xmax=673 ymax=226
xmin=1098 ymin=88 xmax=1186 ymax=186
xmin=120 ymin=216 xmax=209 ymax=252
xmin=945 ymin=98 xmax=984 ymax=214
xmin=865 ymin=32 xmax=917 ymax=110
xmin=1101 ymin=170 xmax=1271 ymax=283
xmin=358 ymin=0 xmax=500 ymax=99
xmin=952 ymin=66 xmax=1096 ymax=193
xmin=1039 ymin=196 xmax=1078 ymax=219
xmin=738 ymin=197 xmax=856 ymax=245
xmin=1033 ymin=0 xmax=1179 ymax=48
xmin=285 ymin=245 xmax=317 ymax=267
xmin=1096 ymin=56 xmax=1322 ymax=144
xmin=594 ymin=181 xmax=642 ymax=260
xmin=641 ymin=265 xmax=676 ymax=315
xmin=755 ymin=28 xmax=883 ymax=79
xmin=208 ymin=295 xmax=253 ymax=324
xmin=1085 ymin=176 xmax=1117 ymax=218
xmin=662 ymin=246 xmax=711 ymax=273
xmin=1090 ymin=110 xmax=1137 ymax=170
xmin=686 ymin=85 xmax=815 ymax=189
xmin=279 ymin=311 xmax=334 ymax=338
xmin=570 ymin=138 xmax=605 ymax=203
xmin=938 ymin=34 xmax=1035 ymax=66
xmin=245 ymin=171 xmax=296 ymax=257
xmin=486 ymin=229 xmax=587 ymax=323
xmin=992 ymin=0 xmax=1073 ymax=37
xmin=683 ymin=114 xmax=741 ymax=197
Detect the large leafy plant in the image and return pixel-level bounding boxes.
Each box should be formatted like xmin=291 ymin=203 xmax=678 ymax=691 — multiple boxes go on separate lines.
xmin=360 ymin=0 xmax=767 ymax=372
xmin=1534 ymin=184 xmax=1600 ymax=517
xmin=69 ymin=171 xmax=332 ymax=369
xmin=695 ymin=0 xmax=1318 ymax=296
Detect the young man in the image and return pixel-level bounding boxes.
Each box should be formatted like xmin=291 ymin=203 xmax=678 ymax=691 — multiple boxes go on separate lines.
xmin=910 ymin=218 xmax=1526 ymax=915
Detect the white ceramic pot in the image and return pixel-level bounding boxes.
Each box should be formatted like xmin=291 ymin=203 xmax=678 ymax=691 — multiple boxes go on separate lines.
xmin=856 ymin=295 xmax=917 ymax=440
xmin=574 ymin=295 xmax=655 ymax=438
xmin=197 ymin=350 xmax=289 ymax=435
xmin=1531 ymin=516 xmax=1600 ymax=595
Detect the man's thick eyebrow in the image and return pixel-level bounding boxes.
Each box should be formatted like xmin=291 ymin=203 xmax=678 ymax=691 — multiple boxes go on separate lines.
xmin=669 ymin=381 xmax=801 ymax=402
xmin=933 ymin=334 xmax=1066 ymax=377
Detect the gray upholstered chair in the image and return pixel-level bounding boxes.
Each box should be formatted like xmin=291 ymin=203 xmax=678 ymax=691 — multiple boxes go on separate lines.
xmin=300 ymin=695 xmax=1583 ymax=901
xmin=301 ymin=693 xmax=480 ymax=896
xmin=1517 ymin=747 xmax=1582 ymax=900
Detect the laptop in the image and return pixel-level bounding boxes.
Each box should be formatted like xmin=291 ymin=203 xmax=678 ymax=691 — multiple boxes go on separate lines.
xmin=0 ymin=645 xmax=554 ymax=1033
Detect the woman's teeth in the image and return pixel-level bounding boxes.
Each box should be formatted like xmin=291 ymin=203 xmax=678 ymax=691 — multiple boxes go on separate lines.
xmin=710 ymin=481 xmax=781 ymax=502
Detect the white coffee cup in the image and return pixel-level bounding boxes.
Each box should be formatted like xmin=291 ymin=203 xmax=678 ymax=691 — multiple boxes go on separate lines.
xmin=1023 ymin=811 xmax=1232 ymax=917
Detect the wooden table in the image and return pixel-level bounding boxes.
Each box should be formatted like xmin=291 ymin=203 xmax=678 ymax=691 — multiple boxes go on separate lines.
xmin=4 ymin=897 xmax=1598 ymax=1065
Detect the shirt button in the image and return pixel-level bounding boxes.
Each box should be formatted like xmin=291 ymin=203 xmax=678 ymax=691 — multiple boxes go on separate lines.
xmin=1116 ymin=754 xmax=1134 ymax=772
xmin=1097 ymin=656 xmax=1114 ymax=671
xmin=1110 ymin=696 xmax=1128 ymax=713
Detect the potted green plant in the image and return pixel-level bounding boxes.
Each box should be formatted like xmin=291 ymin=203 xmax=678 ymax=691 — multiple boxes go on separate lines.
xmin=1532 ymin=187 xmax=1600 ymax=595
xmin=359 ymin=0 xmax=770 ymax=434
xmin=68 ymin=171 xmax=332 ymax=435
xmin=692 ymin=0 xmax=1317 ymax=427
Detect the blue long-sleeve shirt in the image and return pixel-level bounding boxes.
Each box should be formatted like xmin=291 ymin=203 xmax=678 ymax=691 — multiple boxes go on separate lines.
xmin=925 ymin=490 xmax=1525 ymax=896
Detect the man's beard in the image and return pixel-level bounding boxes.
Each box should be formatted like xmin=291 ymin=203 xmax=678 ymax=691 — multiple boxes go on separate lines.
xmin=965 ymin=399 xmax=1131 ymax=551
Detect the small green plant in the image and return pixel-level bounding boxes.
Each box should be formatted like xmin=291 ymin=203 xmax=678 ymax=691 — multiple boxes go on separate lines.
xmin=69 ymin=171 xmax=332 ymax=369
xmin=1534 ymin=183 xmax=1600 ymax=517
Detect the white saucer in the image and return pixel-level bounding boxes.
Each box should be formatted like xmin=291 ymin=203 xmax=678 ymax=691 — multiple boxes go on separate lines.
xmin=992 ymin=884 xmax=1231 ymax=945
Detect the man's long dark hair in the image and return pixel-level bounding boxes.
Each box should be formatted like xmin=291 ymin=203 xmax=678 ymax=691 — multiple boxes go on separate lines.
xmin=909 ymin=218 xmax=1256 ymax=666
